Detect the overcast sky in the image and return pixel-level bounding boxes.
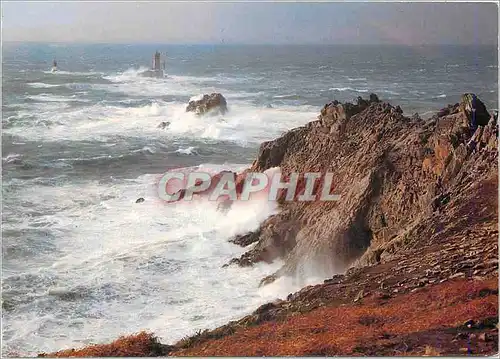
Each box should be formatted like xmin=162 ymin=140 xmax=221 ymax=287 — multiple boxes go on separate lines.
xmin=2 ymin=1 xmax=498 ymax=45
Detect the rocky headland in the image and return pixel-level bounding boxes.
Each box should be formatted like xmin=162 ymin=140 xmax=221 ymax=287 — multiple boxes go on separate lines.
xmin=41 ymin=93 xmax=498 ymax=357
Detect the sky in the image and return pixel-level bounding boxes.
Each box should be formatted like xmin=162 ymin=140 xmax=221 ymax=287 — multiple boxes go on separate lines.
xmin=2 ymin=1 xmax=498 ymax=45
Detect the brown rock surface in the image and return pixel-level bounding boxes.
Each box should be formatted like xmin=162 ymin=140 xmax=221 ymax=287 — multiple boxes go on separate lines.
xmin=225 ymin=93 xmax=498 ymax=287
xmin=42 ymin=94 xmax=498 ymax=357
xmin=186 ymin=93 xmax=228 ymax=115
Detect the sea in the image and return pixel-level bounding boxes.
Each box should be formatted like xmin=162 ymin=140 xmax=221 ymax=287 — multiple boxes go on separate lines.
xmin=2 ymin=43 xmax=498 ymax=355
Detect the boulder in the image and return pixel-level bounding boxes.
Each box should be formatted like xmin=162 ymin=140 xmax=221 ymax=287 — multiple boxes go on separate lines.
xmin=157 ymin=121 xmax=170 ymax=129
xmin=186 ymin=93 xmax=228 ymax=116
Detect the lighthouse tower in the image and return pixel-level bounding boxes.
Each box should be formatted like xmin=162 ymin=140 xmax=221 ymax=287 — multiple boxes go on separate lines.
xmin=140 ymin=51 xmax=165 ymax=78
xmin=153 ymin=51 xmax=161 ymax=71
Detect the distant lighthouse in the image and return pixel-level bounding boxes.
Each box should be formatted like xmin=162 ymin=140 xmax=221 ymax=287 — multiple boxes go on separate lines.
xmin=153 ymin=51 xmax=161 ymax=71
xmin=140 ymin=50 xmax=165 ymax=78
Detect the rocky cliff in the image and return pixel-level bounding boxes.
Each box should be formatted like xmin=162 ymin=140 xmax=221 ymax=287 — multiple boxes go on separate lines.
xmin=42 ymin=94 xmax=498 ymax=357
xmin=226 ymin=93 xmax=498 ymax=287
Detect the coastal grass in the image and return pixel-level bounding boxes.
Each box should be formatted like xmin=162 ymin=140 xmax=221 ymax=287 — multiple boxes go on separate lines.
xmin=39 ymin=332 xmax=170 ymax=357
xmin=40 ymin=278 xmax=498 ymax=357
xmin=172 ymin=278 xmax=498 ymax=356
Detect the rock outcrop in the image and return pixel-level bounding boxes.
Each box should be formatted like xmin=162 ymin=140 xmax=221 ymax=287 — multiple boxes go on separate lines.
xmin=157 ymin=121 xmax=170 ymax=129
xmin=186 ymin=93 xmax=228 ymax=116
xmin=42 ymin=93 xmax=498 ymax=358
xmin=226 ymin=93 xmax=498 ymax=287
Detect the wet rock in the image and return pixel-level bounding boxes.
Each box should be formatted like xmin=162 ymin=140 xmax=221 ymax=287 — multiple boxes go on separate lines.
xmin=157 ymin=121 xmax=170 ymax=129
xmin=186 ymin=93 xmax=228 ymax=116
xmin=259 ymin=273 xmax=278 ymax=287
xmin=229 ymin=230 xmax=261 ymax=247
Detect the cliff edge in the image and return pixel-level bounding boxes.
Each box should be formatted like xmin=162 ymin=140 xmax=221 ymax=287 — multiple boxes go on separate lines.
xmin=227 ymin=93 xmax=497 ymax=286
xmin=41 ymin=94 xmax=498 ymax=357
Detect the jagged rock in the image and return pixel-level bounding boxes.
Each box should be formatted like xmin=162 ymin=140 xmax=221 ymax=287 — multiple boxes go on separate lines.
xmin=157 ymin=121 xmax=170 ymax=129
xmin=319 ymin=94 xmax=379 ymax=127
xmin=229 ymin=230 xmax=261 ymax=247
xmin=186 ymin=93 xmax=228 ymax=116
xmin=224 ymin=93 xmax=497 ymax=288
xmin=324 ymin=274 xmax=344 ymax=284
xmin=259 ymin=274 xmax=278 ymax=287
xmin=369 ymin=93 xmax=380 ymax=103
xmin=460 ymin=93 xmax=490 ymax=127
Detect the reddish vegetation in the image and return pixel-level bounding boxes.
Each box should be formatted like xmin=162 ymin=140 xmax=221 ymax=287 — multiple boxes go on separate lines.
xmin=42 ymin=278 xmax=498 ymax=357
xmin=172 ymin=278 xmax=498 ymax=356
xmin=40 ymin=332 xmax=170 ymax=357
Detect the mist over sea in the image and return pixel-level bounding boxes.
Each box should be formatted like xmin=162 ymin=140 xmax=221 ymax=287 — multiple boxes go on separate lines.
xmin=2 ymin=43 xmax=497 ymax=355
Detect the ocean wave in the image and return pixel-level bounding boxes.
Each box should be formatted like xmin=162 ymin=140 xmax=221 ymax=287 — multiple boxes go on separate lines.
xmin=43 ymin=70 xmax=103 ymax=76
xmin=329 ymin=87 xmax=369 ymax=93
xmin=133 ymin=146 xmax=157 ymax=155
xmin=27 ymin=83 xmax=62 ymax=89
xmin=103 ymin=67 xmax=151 ymax=82
xmin=168 ymin=74 xmax=219 ymax=83
xmin=175 ymin=146 xmax=198 ymax=155
xmin=26 ymin=94 xmax=90 ymax=103
xmin=2 ymin=153 xmax=22 ymax=164
xmin=273 ymin=94 xmax=301 ymax=100
xmin=7 ymin=89 xmax=317 ymax=146
xmin=380 ymin=89 xmax=401 ymax=96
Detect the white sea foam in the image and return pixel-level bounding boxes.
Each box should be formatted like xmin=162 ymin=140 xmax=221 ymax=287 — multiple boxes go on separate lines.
xmin=346 ymin=77 xmax=367 ymax=81
xmin=2 ymin=153 xmax=22 ymax=163
xmin=189 ymin=94 xmax=204 ymax=102
xmin=6 ymin=95 xmax=317 ymax=145
xmin=175 ymin=146 xmax=198 ymax=155
xmin=4 ymin=66 xmax=322 ymax=356
xmin=329 ymin=86 xmax=369 ymax=93
xmin=43 ymin=70 xmax=103 ymax=76
xmin=27 ymin=83 xmax=62 ymax=88
xmin=2 ymin=168 xmax=291 ymax=355
xmin=27 ymin=94 xmax=90 ymax=103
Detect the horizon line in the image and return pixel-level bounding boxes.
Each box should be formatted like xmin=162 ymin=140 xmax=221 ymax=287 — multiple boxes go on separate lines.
xmin=3 ymin=40 xmax=498 ymax=47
